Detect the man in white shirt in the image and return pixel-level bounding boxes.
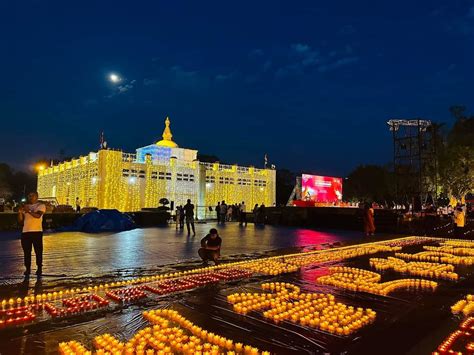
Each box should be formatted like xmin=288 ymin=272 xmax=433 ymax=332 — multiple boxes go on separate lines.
xmin=17 ymin=192 xmax=46 ymax=277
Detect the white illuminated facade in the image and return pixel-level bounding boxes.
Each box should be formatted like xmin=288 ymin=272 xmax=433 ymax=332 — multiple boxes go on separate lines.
xmin=38 ymin=118 xmax=276 ymax=218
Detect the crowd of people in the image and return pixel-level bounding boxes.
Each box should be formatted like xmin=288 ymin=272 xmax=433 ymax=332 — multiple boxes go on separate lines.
xmin=214 ymin=201 xmax=267 ymax=225
xmin=15 ymin=191 xmax=472 ymax=278
xmin=360 ymin=200 xmax=471 ymax=238
xmin=175 ymin=200 xmax=268 ymax=228
xmin=215 ymin=201 xmax=246 ymax=225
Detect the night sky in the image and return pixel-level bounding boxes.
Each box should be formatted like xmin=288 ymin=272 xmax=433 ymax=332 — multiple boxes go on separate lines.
xmin=2 ymin=0 xmax=473 ymax=176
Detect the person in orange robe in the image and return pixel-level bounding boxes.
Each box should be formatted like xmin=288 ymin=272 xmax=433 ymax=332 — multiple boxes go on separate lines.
xmin=363 ymin=203 xmax=375 ymax=236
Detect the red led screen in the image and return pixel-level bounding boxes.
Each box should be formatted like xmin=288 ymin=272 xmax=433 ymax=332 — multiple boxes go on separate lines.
xmin=301 ymin=174 xmax=343 ymax=202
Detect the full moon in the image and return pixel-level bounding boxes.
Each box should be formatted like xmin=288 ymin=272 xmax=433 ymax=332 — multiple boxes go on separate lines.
xmin=109 ymin=73 xmax=120 ymax=83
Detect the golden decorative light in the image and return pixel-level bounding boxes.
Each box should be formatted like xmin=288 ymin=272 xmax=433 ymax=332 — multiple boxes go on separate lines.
xmin=370 ymin=257 xmax=458 ymax=281
xmin=37 ymin=118 xmax=276 ymax=213
xmin=59 ymin=309 xmax=267 ymax=354
xmin=227 ymin=282 xmax=376 ymax=335
xmin=317 ymin=266 xmax=438 ymax=296
xmin=452 ymin=295 xmax=474 ymax=317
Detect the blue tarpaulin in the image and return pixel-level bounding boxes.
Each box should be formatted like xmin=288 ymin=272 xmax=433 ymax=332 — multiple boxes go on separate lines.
xmin=59 ymin=209 xmax=136 ymax=233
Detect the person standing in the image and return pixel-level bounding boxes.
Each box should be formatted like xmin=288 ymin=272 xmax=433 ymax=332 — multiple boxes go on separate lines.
xmin=259 ymin=204 xmax=266 ymax=225
xmin=253 ymin=204 xmax=259 ymax=224
xmin=215 ymin=201 xmax=221 ymax=223
xmin=226 ymin=204 xmax=233 ymax=222
xmin=363 ymin=203 xmax=375 ymax=236
xmin=424 ymin=203 xmax=437 ymax=236
xmin=17 ymin=192 xmax=46 ymax=277
xmin=239 ymin=201 xmax=247 ymax=226
xmin=219 ymin=200 xmax=227 ymax=224
xmin=179 ymin=205 xmax=185 ymax=229
xmin=183 ymin=199 xmax=196 ymax=235
xmin=454 ymin=206 xmax=465 ymax=238
xmin=175 ymin=206 xmax=181 ymax=230
xmin=75 ymin=197 xmax=81 ymax=213
xmin=198 ymin=228 xmax=222 ymax=266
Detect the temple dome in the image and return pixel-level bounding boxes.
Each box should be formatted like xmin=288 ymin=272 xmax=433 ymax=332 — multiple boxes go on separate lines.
xmin=156 ymin=117 xmax=178 ymax=148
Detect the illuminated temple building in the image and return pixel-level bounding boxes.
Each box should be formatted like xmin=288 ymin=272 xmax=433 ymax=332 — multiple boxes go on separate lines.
xmin=37 ymin=118 xmax=276 ymax=218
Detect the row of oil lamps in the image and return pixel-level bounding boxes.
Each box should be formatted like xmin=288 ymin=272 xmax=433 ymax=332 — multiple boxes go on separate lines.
xmin=424 ymin=245 xmax=474 ymax=257
xmin=395 ymin=251 xmax=474 ymax=266
xmin=451 ymin=294 xmax=474 ymax=317
xmin=434 ymin=291 xmax=474 ymax=353
xmin=0 ymin=272 xmax=251 ymax=331
xmin=106 ymin=286 xmax=148 ymax=303
xmin=0 ymin=267 xmax=255 ymax=311
xmin=45 ymin=294 xmax=109 ymax=318
xmin=59 ymin=309 xmax=269 ymax=355
xmin=0 ymin=236 xmax=431 ymax=310
xmin=144 ymin=309 xmax=266 ymax=354
xmin=384 ymin=237 xmax=437 ymax=247
xmin=317 ymin=266 xmax=438 ymax=296
xmin=144 ymin=269 xmax=252 ymax=295
xmin=0 ymin=304 xmax=41 ymax=328
xmin=369 ymin=257 xmax=459 ymax=281
xmin=434 ymin=317 xmax=474 ymax=354
xmin=2 ymin=269 xmax=256 ymax=327
xmin=0 ymin=237 xmax=462 ymax=331
xmin=227 ymin=282 xmax=376 ymax=336
xmin=284 ymin=244 xmax=401 ymax=267
xmin=443 ymin=240 xmax=474 ymax=248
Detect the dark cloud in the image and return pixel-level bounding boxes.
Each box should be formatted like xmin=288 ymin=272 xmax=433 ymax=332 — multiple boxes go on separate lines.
xmin=291 ymin=43 xmax=310 ymax=53
xmin=2 ymin=1 xmax=472 ymax=175
xmin=263 ymin=60 xmax=272 ymax=72
xmin=249 ymin=49 xmax=264 ymax=57
xmin=143 ymin=78 xmax=158 ymax=86
xmin=317 ymin=57 xmax=359 ymax=72
xmin=339 ymin=25 xmax=356 ymax=35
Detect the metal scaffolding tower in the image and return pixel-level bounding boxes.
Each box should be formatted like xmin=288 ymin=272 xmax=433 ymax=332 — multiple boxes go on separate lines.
xmin=387 ymin=119 xmax=438 ymax=209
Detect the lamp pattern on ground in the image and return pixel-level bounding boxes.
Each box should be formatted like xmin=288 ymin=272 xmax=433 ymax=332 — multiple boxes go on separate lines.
xmin=451 ymin=294 xmax=474 ymax=317
xmin=442 ymin=240 xmax=474 ymax=248
xmin=369 ymin=257 xmax=458 ymax=281
xmin=285 ymin=244 xmax=401 ymax=267
xmin=105 ymin=286 xmax=148 ymax=303
xmin=424 ymin=243 xmax=474 ymax=257
xmin=395 ymin=251 xmax=474 ymax=266
xmin=144 ymin=269 xmax=252 ymax=295
xmin=227 ymin=282 xmax=376 ymax=335
xmin=317 ymin=266 xmax=438 ymax=296
xmin=434 ymin=295 xmax=474 ymax=353
xmin=434 ymin=317 xmax=474 ymax=354
xmin=59 ymin=309 xmax=268 ymax=355
xmin=0 ymin=304 xmax=41 ymax=328
xmin=44 ymin=294 xmax=109 ymax=318
xmin=0 ymin=237 xmax=468 ymax=333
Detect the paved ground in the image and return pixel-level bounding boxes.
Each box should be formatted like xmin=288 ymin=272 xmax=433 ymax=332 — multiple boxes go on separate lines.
xmin=0 ymin=227 xmax=467 ymax=355
xmin=0 ymin=223 xmax=364 ymax=281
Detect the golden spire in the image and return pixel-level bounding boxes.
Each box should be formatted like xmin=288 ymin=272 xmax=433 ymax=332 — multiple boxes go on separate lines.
xmin=162 ymin=117 xmax=173 ymax=141
xmin=156 ymin=116 xmax=178 ymax=148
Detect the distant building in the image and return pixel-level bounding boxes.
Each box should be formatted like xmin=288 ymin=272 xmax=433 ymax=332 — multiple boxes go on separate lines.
xmin=37 ymin=117 xmax=276 ymax=218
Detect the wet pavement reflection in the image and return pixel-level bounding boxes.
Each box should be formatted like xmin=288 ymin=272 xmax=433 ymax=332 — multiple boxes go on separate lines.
xmin=0 ymin=224 xmax=402 ymax=355
xmin=0 ymin=223 xmax=361 ymax=281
